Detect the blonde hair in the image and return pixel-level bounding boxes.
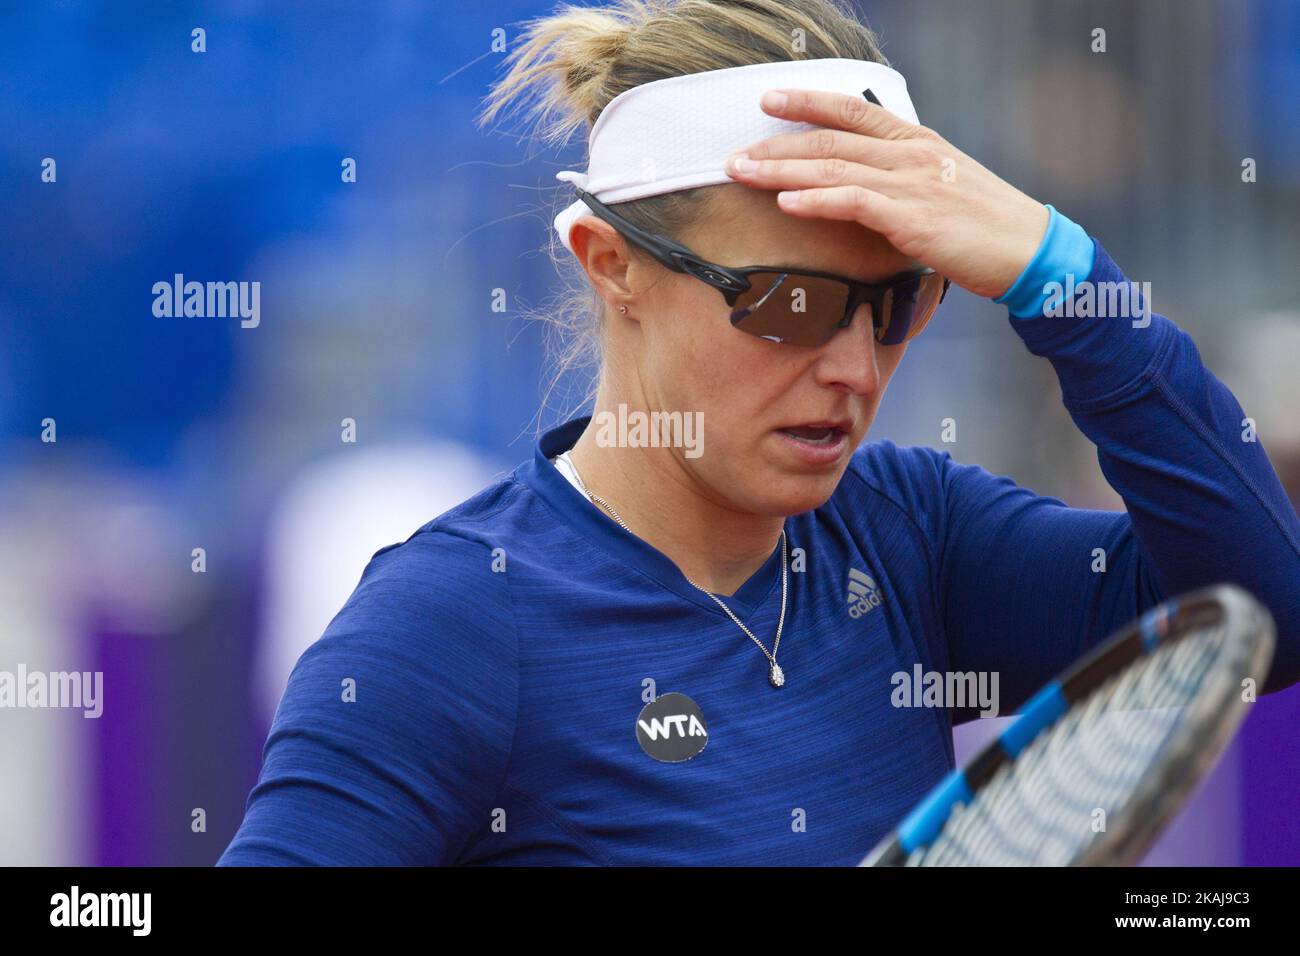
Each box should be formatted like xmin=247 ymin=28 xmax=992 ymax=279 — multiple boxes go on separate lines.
xmin=478 ymin=0 xmax=891 ymax=421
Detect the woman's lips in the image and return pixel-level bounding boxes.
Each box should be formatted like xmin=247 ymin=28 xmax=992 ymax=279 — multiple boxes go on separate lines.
xmin=775 ymin=425 xmax=850 ymax=464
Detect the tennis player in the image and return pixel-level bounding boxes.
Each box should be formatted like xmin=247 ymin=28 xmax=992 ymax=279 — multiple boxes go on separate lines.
xmin=218 ymin=0 xmax=1300 ymax=866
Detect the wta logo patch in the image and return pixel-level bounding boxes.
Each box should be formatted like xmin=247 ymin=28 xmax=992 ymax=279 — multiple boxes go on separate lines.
xmin=635 ymin=692 xmax=709 ymax=763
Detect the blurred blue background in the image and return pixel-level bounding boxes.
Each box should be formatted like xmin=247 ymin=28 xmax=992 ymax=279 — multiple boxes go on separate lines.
xmin=1 ymin=0 xmax=1297 ymax=865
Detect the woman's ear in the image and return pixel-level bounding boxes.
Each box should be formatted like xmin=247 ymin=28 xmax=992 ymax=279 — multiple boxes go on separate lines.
xmin=569 ymin=216 xmax=636 ymax=306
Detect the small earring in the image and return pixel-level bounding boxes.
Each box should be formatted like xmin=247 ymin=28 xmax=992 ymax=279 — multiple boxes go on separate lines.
xmin=618 ymin=305 xmax=628 ymax=314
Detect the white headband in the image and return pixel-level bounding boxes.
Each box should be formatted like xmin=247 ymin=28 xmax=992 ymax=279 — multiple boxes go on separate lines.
xmin=553 ymin=57 xmax=919 ymax=252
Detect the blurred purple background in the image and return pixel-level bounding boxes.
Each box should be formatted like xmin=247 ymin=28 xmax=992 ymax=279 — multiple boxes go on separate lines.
xmin=1 ymin=0 xmax=1297 ymax=865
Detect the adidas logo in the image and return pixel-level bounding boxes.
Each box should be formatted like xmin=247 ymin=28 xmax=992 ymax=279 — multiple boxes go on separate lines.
xmin=847 ymin=567 xmax=882 ymax=619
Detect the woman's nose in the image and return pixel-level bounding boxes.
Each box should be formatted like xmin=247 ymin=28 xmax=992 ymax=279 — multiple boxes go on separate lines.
xmin=811 ymin=301 xmax=881 ymax=395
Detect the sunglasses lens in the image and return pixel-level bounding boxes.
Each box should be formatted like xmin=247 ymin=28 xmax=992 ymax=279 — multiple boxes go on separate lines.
xmin=875 ymin=273 xmax=947 ymax=345
xmin=729 ymin=272 xmax=852 ymax=347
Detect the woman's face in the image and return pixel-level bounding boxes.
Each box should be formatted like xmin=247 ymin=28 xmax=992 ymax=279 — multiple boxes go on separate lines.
xmin=616 ymin=183 xmax=921 ymax=517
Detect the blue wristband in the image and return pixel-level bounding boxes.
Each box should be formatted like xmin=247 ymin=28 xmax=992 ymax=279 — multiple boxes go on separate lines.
xmin=993 ymin=204 xmax=1096 ymax=320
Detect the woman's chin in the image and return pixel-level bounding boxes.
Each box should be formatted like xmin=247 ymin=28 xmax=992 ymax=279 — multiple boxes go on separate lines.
xmin=744 ymin=470 xmax=846 ymax=517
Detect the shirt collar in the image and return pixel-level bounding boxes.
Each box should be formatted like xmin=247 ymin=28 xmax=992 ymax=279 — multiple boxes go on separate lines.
xmin=518 ymin=414 xmax=784 ymax=618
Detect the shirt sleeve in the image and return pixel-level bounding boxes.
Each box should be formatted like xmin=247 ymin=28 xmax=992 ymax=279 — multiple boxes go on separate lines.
xmin=216 ymin=528 xmax=518 ymax=865
xmin=936 ymin=235 xmax=1300 ymax=721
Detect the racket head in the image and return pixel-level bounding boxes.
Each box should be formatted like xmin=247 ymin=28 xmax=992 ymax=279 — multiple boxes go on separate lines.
xmin=862 ymin=583 xmax=1275 ymax=867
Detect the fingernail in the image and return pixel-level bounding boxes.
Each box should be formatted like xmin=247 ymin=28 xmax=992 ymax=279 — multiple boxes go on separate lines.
xmin=761 ymin=90 xmax=788 ymax=111
xmin=729 ymin=155 xmax=758 ymax=174
xmin=778 ymin=190 xmax=801 ymax=207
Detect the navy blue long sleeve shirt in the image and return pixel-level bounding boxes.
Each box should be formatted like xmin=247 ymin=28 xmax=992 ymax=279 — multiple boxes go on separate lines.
xmin=218 ymin=235 xmax=1300 ymax=866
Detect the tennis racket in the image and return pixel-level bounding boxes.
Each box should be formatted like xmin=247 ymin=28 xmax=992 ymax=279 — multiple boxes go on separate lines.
xmin=862 ymin=582 xmax=1275 ymax=866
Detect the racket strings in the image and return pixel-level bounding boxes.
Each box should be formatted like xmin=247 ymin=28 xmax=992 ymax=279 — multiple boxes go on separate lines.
xmin=906 ymin=621 xmax=1228 ymax=866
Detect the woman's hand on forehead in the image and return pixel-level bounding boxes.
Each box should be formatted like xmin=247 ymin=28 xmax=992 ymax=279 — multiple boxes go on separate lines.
xmin=723 ymin=88 xmax=1049 ymax=302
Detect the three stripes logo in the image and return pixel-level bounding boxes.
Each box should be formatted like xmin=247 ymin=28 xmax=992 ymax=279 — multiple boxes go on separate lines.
xmin=847 ymin=567 xmax=883 ymax=619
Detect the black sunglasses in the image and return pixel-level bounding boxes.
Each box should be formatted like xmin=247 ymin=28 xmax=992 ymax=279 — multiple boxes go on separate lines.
xmin=574 ymin=187 xmax=950 ymax=347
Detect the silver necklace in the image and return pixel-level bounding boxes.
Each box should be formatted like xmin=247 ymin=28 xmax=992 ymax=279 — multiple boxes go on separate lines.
xmin=563 ymin=452 xmax=789 ymax=688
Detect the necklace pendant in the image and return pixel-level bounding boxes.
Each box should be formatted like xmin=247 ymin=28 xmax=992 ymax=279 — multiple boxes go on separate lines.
xmin=769 ymin=663 xmax=785 ymax=688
